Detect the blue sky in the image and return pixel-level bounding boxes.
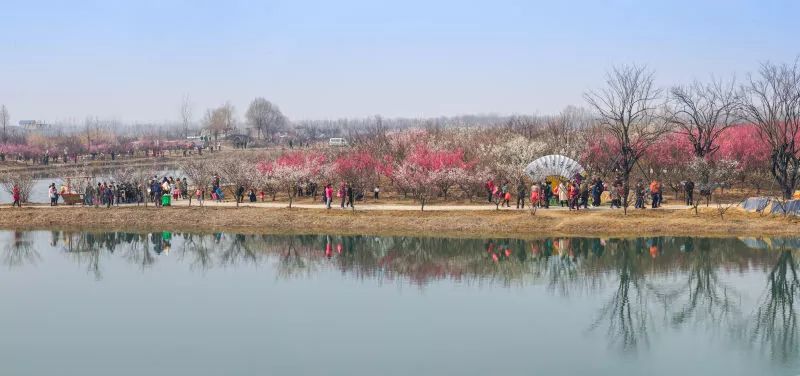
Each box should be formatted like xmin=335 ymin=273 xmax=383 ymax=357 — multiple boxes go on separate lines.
xmin=0 ymin=0 xmax=798 ymax=124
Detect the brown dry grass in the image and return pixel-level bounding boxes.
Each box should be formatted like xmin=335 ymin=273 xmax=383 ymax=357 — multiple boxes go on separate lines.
xmin=0 ymin=205 xmax=796 ymax=238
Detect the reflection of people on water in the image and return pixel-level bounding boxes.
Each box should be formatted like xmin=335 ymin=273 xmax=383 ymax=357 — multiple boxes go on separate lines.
xmin=646 ymin=238 xmax=661 ymax=258
xmin=162 ymin=232 xmax=172 ymax=255
xmin=591 ymin=238 xmax=604 ymax=257
xmin=680 ymin=237 xmax=694 ymax=253
xmin=151 ymin=232 xmax=172 ymax=255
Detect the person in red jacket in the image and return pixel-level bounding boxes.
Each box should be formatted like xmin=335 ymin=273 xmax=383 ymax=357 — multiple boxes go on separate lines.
xmin=12 ymin=184 xmax=21 ymax=207
xmin=568 ymin=182 xmax=580 ymax=210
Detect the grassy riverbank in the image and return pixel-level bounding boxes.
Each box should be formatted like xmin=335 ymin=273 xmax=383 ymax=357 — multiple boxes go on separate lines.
xmin=0 ymin=205 xmax=796 ymax=238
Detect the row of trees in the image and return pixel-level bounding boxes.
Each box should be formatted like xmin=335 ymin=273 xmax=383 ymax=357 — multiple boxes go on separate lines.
xmin=3 ymin=59 xmax=799 ymax=205
xmin=585 ymin=61 xmax=800 ymax=202
xmin=165 ymin=120 xmax=768 ymax=211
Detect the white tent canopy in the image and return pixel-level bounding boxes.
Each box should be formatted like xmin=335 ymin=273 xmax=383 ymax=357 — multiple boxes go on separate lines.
xmin=524 ymin=155 xmax=585 ymax=182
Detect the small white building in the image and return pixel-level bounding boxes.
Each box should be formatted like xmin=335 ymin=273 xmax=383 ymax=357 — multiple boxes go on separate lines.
xmin=16 ymin=120 xmax=60 ymax=136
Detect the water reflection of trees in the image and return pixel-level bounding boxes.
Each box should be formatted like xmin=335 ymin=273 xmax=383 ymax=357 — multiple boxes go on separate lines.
xmin=2 ymin=231 xmax=39 ymax=267
xmin=10 ymin=230 xmax=800 ymax=363
xmin=589 ymin=240 xmax=656 ymax=352
xmin=742 ymin=250 xmax=799 ymax=363
xmin=60 ymin=232 xmax=159 ymax=278
xmin=657 ymin=238 xmax=740 ymax=331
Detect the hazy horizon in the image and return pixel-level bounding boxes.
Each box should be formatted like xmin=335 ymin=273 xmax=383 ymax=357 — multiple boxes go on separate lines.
xmin=2 ymin=0 xmax=798 ymax=124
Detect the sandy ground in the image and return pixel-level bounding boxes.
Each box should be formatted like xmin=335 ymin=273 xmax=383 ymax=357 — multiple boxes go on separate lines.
xmin=0 ymin=200 xmax=796 ymax=238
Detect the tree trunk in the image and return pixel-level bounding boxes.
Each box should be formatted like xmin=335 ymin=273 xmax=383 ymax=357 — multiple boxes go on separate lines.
xmin=622 ymin=170 xmax=630 ymax=216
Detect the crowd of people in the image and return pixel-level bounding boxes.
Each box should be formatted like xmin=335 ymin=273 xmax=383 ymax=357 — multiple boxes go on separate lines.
xmin=318 ymin=182 xmax=357 ymax=209
xmin=9 ymin=172 xmax=702 ymax=210
xmin=33 ymin=176 xmax=196 ymax=208
xmin=484 ymin=176 xmax=698 ymax=210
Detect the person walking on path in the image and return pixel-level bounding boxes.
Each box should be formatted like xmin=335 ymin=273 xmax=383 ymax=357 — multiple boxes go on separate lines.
xmin=516 ymin=181 xmax=527 ymax=209
xmin=556 ymin=181 xmax=568 ymax=207
xmin=236 ymin=185 xmax=245 ymax=204
xmin=530 ymin=183 xmax=540 ymax=208
xmin=346 ymin=183 xmax=355 ymax=209
xmin=567 ymin=182 xmax=579 ymax=210
xmin=105 ymin=185 xmax=114 ymax=208
xmin=339 ymin=183 xmax=347 ymax=209
xmin=153 ymin=182 xmax=163 ymax=207
xmin=634 ymin=181 xmax=646 ymax=209
xmin=610 ymin=184 xmax=621 ymax=209
xmin=580 ymin=182 xmax=589 ymax=209
xmin=485 ymin=179 xmax=495 ymax=203
xmin=84 ymin=184 xmax=93 ymax=206
xmin=650 ymin=180 xmax=661 ymax=208
xmin=592 ymin=178 xmax=604 ymax=207
xmin=49 ymin=183 xmax=58 ymax=206
xmin=684 ymin=180 xmax=695 ymax=206
xmin=542 ymin=182 xmax=551 ymax=208
xmin=95 ymin=183 xmax=103 ymax=207
xmin=324 ymin=183 xmax=333 ymax=209
xmin=501 ymin=181 xmax=511 ymax=208
xmin=182 ymin=178 xmax=189 ymax=199
xmin=12 ymin=184 xmax=21 ymax=207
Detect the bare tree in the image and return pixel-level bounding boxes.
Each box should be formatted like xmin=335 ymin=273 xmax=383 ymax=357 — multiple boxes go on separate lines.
xmin=0 ymin=172 xmax=35 ymax=204
xmin=504 ymin=115 xmax=543 ymax=139
xmin=180 ymin=94 xmax=193 ymax=138
xmin=0 ymin=105 xmax=9 ymax=142
xmin=245 ymin=97 xmax=287 ymax=141
xmin=180 ymin=159 xmax=212 ymax=206
xmin=669 ymin=77 xmax=741 ymax=158
xmin=584 ymin=65 xmax=670 ymax=213
xmin=84 ymin=116 xmax=97 ymax=151
xmin=542 ymin=106 xmax=594 ymax=159
xmin=740 ymin=60 xmax=800 ymax=199
xmin=203 ymin=102 xmax=236 ymax=141
xmin=214 ymin=156 xmax=256 ymax=207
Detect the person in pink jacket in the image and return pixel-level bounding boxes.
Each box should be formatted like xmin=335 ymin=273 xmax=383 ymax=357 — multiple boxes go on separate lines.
xmin=324 ymin=183 xmax=333 ymax=209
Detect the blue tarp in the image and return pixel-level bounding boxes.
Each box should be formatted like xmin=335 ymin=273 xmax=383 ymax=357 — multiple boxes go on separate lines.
xmin=770 ymin=199 xmax=800 ymax=215
xmin=741 ymin=197 xmax=771 ymax=212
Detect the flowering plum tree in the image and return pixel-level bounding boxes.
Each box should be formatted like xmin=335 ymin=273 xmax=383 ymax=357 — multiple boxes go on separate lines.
xmin=257 ymin=151 xmax=324 ymax=208
xmin=740 ymin=61 xmax=800 ymax=199
xmin=392 ymin=161 xmax=437 ymax=211
xmin=687 ymin=157 xmax=740 ymax=207
xmin=479 ymin=135 xmax=547 ymax=184
xmin=638 ymin=132 xmax=694 ymax=198
xmin=392 ymin=144 xmax=476 ymax=209
xmin=332 ymin=150 xmax=390 ymax=202
xmin=717 ymin=125 xmax=773 ymax=192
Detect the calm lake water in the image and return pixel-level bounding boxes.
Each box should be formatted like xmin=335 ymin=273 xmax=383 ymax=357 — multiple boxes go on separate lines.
xmin=1 ymin=231 xmax=799 ymax=376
